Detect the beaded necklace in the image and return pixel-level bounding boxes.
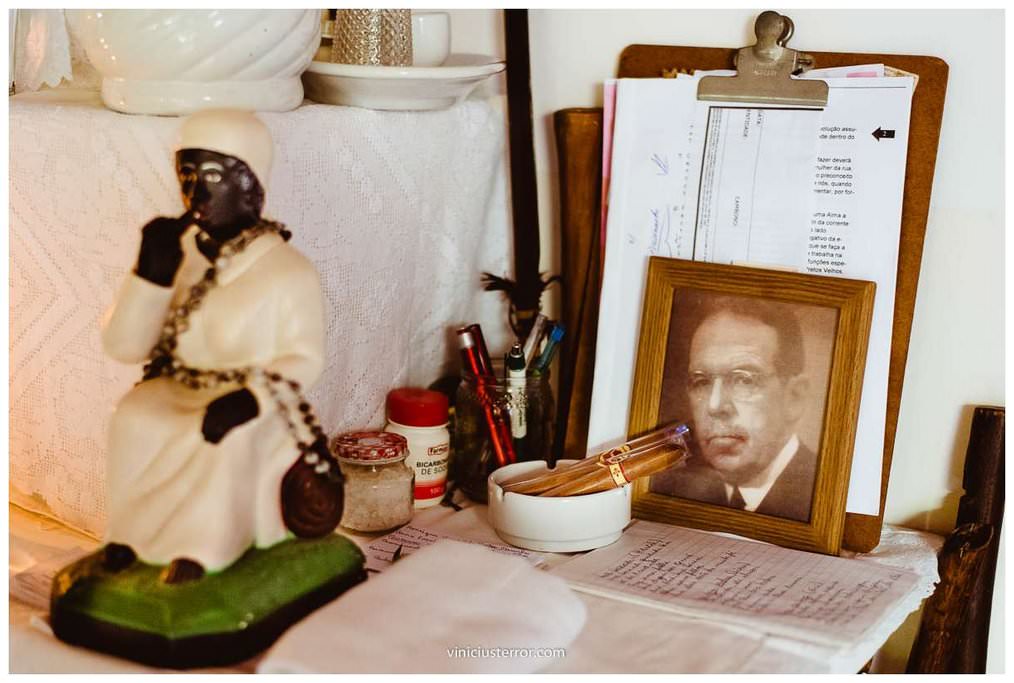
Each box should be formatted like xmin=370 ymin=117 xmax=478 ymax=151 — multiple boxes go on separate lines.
xmin=141 ymin=219 xmax=338 ymax=483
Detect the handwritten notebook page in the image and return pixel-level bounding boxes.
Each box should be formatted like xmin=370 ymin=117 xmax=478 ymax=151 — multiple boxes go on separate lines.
xmin=364 ymin=522 xmax=549 ymax=572
xmin=550 ymin=521 xmax=922 ymax=647
xmin=361 ymin=506 xmax=551 ymax=572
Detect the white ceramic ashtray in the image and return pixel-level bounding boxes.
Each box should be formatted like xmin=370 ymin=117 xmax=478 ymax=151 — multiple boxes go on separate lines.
xmin=488 ymin=460 xmax=632 ymax=553
xmin=302 ymin=53 xmax=505 ymax=111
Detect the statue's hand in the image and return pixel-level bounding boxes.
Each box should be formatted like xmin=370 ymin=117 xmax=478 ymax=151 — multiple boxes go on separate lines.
xmin=201 ymin=388 xmax=259 ymax=444
xmin=135 ymin=214 xmax=191 ymax=287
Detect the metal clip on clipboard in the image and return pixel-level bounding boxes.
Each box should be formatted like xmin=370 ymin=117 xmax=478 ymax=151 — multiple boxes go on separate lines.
xmin=697 ymin=10 xmax=829 ymax=107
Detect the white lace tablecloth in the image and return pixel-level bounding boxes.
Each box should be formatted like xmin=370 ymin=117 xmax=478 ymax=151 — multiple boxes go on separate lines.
xmin=9 ymin=90 xmax=512 ymax=536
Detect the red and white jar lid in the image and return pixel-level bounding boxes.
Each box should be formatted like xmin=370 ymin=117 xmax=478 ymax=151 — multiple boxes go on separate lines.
xmin=332 ymin=431 xmax=408 ymax=464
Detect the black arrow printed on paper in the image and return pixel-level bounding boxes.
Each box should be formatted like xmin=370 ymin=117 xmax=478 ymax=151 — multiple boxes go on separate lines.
xmin=872 ymin=127 xmax=896 ymax=141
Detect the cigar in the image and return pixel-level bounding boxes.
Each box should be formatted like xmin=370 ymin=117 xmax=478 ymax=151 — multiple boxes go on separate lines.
xmin=538 ymin=467 xmax=607 ymax=497
xmin=499 ymin=458 xmax=598 ymax=494
xmin=502 ymin=422 xmax=691 ymax=495
xmin=501 ymin=422 xmax=691 ymax=496
xmin=538 ymin=445 xmax=687 ymax=497
xmin=503 ymin=440 xmax=658 ymax=494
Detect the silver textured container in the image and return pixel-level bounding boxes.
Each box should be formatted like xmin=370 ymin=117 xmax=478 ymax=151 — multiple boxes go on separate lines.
xmin=331 ymin=9 xmax=412 ymax=66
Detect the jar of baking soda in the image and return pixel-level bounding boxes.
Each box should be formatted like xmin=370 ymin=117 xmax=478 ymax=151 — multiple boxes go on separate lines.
xmin=385 ymin=388 xmax=451 ymax=509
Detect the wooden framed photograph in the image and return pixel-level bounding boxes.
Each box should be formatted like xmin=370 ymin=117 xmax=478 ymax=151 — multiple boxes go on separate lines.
xmin=629 ymin=257 xmax=875 ymax=555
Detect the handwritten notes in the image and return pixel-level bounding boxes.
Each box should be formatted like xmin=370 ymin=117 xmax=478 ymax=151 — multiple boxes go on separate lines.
xmin=551 ymin=521 xmax=920 ymax=646
xmin=365 ymin=524 xmax=548 ymax=572
xmin=10 ymin=545 xmax=90 ymax=610
xmin=587 ymin=78 xmax=700 ymax=454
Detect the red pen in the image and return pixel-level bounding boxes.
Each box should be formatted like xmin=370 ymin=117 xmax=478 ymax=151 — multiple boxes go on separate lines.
xmin=457 ymin=328 xmax=516 ymax=467
xmin=464 ymin=323 xmax=494 ymax=377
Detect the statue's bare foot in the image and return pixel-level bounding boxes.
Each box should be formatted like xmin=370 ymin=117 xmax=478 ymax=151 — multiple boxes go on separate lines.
xmin=162 ymin=558 xmax=205 ymax=584
xmin=102 ymin=543 xmax=137 ymax=572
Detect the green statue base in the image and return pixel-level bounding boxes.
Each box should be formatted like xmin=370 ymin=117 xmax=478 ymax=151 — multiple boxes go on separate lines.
xmin=50 ymin=534 xmax=367 ymax=669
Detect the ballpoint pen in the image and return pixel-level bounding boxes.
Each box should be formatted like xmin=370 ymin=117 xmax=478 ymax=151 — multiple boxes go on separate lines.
xmin=505 ymin=343 xmax=528 ymax=441
xmin=531 ymin=322 xmax=565 ymax=375
xmin=456 ymin=327 xmax=516 ymax=467
xmin=522 ymin=313 xmax=548 ymax=367
xmin=464 ymin=323 xmax=495 ymax=377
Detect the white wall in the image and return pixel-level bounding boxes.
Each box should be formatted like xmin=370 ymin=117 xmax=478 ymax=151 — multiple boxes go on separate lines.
xmin=452 ymin=8 xmax=1003 ymax=672
xmin=444 ymin=8 xmax=504 ymax=59
xmin=443 ymin=8 xmax=506 ymax=102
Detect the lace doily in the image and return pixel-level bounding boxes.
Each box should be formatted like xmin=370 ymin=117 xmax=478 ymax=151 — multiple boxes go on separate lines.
xmin=12 ymin=10 xmax=101 ymax=93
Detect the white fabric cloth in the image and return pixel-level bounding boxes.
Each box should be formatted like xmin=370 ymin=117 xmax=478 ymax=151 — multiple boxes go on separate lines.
xmin=102 ymin=230 xmax=324 ymax=570
xmin=9 ymin=503 xmax=942 ymax=674
xmin=12 ymin=10 xmax=102 ymax=92
xmin=9 ymin=90 xmax=512 ymax=537
xmin=12 ymin=10 xmax=72 ymax=91
xmin=258 ymin=539 xmax=588 ymax=674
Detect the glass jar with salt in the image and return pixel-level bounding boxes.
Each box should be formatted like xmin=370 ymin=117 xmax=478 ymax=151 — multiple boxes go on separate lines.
xmin=333 ymin=431 xmax=414 ymax=533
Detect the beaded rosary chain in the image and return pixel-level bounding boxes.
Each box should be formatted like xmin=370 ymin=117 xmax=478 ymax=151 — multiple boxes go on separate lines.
xmin=141 ymin=219 xmax=337 ymax=479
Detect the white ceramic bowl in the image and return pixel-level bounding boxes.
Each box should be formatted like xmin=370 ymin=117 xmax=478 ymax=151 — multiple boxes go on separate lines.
xmin=488 ymin=460 xmax=632 ymax=553
xmin=302 ymin=53 xmax=504 ymax=111
xmin=66 ymin=9 xmax=320 ymax=115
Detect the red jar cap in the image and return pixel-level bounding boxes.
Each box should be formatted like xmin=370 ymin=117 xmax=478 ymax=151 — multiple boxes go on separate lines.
xmin=387 ymin=388 xmax=449 ymax=427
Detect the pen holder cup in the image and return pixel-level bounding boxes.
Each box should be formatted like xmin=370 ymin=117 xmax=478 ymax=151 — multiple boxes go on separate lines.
xmin=451 ymin=363 xmax=554 ymax=503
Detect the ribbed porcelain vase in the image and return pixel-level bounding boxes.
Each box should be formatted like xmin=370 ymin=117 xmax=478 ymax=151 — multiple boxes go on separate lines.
xmin=66 ymin=10 xmax=321 ymax=115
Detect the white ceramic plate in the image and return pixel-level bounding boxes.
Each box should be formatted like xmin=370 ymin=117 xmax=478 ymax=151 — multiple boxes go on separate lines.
xmin=302 ymin=53 xmax=505 ymax=111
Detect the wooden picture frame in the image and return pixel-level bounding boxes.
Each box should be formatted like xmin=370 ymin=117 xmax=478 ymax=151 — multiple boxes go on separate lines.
xmin=629 ymin=258 xmax=875 ymax=555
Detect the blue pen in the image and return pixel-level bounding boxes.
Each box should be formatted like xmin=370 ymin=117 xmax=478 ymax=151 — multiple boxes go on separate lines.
xmin=531 ymin=323 xmax=565 ymax=375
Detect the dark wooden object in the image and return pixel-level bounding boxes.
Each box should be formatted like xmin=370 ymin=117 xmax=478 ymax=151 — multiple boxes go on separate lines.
xmin=554 ymin=44 xmax=948 ymax=552
xmin=947 ymin=406 xmax=1004 ymax=672
xmin=553 ymin=110 xmax=603 ymax=461
xmin=906 ymin=522 xmax=995 ymax=673
xmin=501 ymin=9 xmax=543 ymax=339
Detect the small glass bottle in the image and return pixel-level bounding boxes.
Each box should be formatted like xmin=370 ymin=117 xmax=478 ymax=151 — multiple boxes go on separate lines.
xmin=332 ymin=431 xmax=414 ymax=533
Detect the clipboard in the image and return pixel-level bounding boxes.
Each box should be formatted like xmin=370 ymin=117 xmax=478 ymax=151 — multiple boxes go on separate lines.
xmin=554 ymin=12 xmax=948 ymax=552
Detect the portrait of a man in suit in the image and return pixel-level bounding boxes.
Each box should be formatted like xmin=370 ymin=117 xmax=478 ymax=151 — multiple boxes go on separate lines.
xmin=650 ymin=292 xmax=834 ymax=522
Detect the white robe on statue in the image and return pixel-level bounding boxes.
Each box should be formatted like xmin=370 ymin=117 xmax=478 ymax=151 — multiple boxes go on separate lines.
xmin=101 ymin=227 xmax=325 ymax=572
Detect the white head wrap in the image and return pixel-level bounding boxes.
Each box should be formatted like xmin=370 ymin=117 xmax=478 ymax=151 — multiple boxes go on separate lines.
xmin=178 ymin=109 xmax=273 ymax=188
